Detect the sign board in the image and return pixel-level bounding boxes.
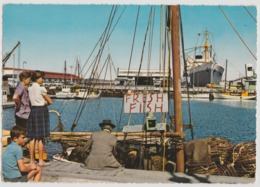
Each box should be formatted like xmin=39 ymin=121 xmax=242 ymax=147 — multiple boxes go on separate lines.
xmin=124 ymin=93 xmax=168 ymax=113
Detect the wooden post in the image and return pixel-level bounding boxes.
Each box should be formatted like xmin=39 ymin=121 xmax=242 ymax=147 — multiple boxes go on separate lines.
xmin=171 ymin=5 xmax=185 ymax=173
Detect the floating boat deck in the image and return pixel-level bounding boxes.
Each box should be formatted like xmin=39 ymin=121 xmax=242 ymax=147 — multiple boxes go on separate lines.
xmin=41 ymin=160 xmax=255 ymax=183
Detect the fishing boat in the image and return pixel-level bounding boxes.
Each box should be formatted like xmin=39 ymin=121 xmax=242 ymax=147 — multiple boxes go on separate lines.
xmin=212 ymin=62 xmax=256 ymax=100
xmin=55 ymin=85 xmax=76 ymax=99
xmin=74 ymin=89 xmax=101 ymax=99
xmin=186 ymin=30 xmax=225 ymax=87
xmin=212 ymin=91 xmax=256 ymax=100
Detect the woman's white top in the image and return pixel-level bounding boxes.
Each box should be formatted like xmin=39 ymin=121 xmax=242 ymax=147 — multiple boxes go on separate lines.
xmin=28 ymin=82 xmax=47 ymax=106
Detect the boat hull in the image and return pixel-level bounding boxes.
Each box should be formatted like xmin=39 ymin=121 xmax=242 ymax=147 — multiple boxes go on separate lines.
xmin=189 ymin=61 xmax=224 ymax=87
xmin=181 ymin=93 xmax=210 ymax=99
xmin=55 ymin=92 xmax=76 ymax=99
xmin=213 ymin=93 xmax=256 ymax=100
xmin=74 ymin=93 xmax=101 ymax=100
xmin=74 ymin=90 xmax=101 ymax=100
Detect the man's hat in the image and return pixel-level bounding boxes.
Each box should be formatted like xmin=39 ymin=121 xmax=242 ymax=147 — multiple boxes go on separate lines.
xmin=99 ymin=120 xmax=115 ymax=129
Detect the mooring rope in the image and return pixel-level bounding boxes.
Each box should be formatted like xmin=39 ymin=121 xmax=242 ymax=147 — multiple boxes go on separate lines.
xmin=179 ymin=5 xmax=194 ymax=140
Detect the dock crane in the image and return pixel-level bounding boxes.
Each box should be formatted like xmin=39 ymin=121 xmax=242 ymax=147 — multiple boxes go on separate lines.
xmin=2 ymin=41 xmax=21 ymax=68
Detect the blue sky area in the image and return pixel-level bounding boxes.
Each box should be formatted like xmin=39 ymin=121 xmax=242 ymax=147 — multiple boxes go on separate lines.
xmin=1 ymin=3 xmax=257 ymax=80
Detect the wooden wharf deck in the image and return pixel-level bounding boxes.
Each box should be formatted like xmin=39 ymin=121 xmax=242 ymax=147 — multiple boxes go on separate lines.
xmin=40 ymin=160 xmax=255 ymax=183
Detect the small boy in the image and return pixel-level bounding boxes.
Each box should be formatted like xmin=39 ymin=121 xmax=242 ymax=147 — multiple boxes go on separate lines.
xmin=2 ymin=126 xmax=42 ymax=182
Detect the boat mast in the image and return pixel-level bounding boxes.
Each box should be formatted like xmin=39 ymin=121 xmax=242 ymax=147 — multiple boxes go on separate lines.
xmin=170 ymin=5 xmax=184 ymax=173
xmin=64 ymin=60 xmax=67 ymax=84
xmin=203 ymin=30 xmax=210 ymax=63
xmin=77 ymin=55 xmax=81 ymax=84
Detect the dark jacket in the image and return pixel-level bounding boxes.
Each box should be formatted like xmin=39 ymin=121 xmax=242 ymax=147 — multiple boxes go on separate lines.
xmin=82 ymin=130 xmax=122 ymax=169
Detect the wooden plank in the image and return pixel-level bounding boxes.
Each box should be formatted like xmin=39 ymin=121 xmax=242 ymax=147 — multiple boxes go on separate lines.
xmin=43 ymin=161 xmax=123 ymax=177
xmin=49 ymin=131 xmax=183 ymax=137
xmin=47 ymin=161 xmax=73 ymax=171
xmin=45 ymin=160 xmax=62 ymax=169
xmin=65 ymin=163 xmax=82 ymax=172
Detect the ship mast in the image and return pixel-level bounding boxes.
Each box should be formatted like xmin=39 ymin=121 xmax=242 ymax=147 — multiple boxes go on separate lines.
xmin=202 ymin=30 xmax=210 ymax=63
xmin=170 ymin=5 xmax=185 ymax=173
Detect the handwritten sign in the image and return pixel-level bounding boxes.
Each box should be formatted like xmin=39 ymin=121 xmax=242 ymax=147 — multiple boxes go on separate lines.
xmin=124 ymin=93 xmax=168 ymax=113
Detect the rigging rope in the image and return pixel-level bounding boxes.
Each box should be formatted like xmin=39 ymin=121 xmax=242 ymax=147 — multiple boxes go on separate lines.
xmin=102 ymin=46 xmax=118 ymax=127
xmin=56 ymin=99 xmax=69 ymax=114
xmin=118 ymin=6 xmax=140 ymax=131
xmin=159 ymin=6 xmax=167 ymax=123
xmin=71 ymin=7 xmax=116 ymax=131
xmin=243 ymin=6 xmax=256 ymax=23
xmin=146 ymin=7 xmax=155 ymax=91
xmin=166 ymin=7 xmax=173 ymax=126
xmin=71 ymin=6 xmax=126 ymax=132
xmin=162 ymin=7 xmax=168 ymax=90
xmin=135 ymin=7 xmax=153 ymax=90
xmin=219 ymin=6 xmax=257 ymax=60
xmin=159 ymin=6 xmax=163 ymax=88
xmin=80 ymin=6 xmax=126 ymax=77
xmin=179 ymin=6 xmax=194 ymax=140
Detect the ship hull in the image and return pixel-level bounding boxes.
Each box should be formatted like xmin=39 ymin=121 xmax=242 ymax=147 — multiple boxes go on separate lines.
xmin=55 ymin=92 xmax=76 ymax=99
xmin=213 ymin=93 xmax=256 ymax=100
xmin=189 ymin=61 xmax=224 ymax=87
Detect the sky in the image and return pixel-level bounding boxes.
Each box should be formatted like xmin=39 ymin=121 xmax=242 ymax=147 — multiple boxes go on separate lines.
xmin=1 ymin=0 xmax=258 ymax=81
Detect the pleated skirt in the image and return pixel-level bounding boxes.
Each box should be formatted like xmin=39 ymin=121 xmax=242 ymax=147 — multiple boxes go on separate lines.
xmin=27 ymin=106 xmax=50 ymax=139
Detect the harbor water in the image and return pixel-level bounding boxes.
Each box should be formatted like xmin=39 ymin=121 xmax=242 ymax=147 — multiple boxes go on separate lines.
xmin=1 ymin=98 xmax=256 ymax=158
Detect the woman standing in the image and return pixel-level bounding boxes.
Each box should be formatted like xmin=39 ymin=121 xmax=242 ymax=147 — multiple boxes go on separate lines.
xmin=13 ymin=71 xmax=31 ymax=129
xmin=27 ymin=70 xmax=52 ymax=166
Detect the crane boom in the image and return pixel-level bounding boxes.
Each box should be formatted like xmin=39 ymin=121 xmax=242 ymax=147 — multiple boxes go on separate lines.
xmin=2 ymin=41 xmax=21 ymax=67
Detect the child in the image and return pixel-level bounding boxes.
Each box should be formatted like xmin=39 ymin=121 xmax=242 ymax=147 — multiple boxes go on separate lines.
xmin=13 ymin=71 xmax=31 ymax=129
xmin=2 ymin=126 xmax=42 ymax=182
xmin=27 ymin=70 xmax=52 ymax=166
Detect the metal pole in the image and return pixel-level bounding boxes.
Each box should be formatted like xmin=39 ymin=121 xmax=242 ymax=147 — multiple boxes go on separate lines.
xmin=13 ymin=54 xmax=15 ymax=87
xmin=64 ymin=61 xmax=67 ymax=84
xmin=171 ymin=5 xmax=185 ymax=173
xmin=224 ymin=59 xmax=228 ymax=92
xmin=22 ymin=61 xmax=27 ymax=69
xmin=70 ymin=65 xmax=73 ymax=83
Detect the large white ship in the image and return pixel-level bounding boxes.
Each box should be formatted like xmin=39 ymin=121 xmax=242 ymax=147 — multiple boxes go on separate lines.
xmin=186 ymin=30 xmax=225 ymax=87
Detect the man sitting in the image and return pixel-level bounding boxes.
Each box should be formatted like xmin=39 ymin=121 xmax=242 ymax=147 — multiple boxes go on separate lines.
xmin=81 ymin=119 xmax=122 ymax=170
